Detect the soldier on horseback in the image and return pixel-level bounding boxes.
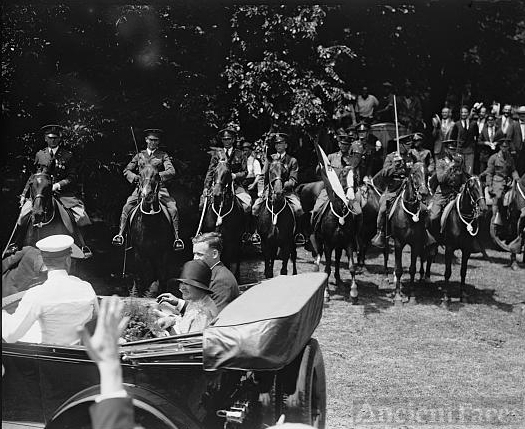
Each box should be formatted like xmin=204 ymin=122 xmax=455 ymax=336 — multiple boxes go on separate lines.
xmin=408 ymin=133 xmax=435 ymax=175
xmin=200 ymin=126 xmax=252 ymax=215
xmin=484 ymin=138 xmax=520 ymax=231
xmin=252 ymin=133 xmax=305 ymax=245
xmin=112 ymin=129 xmax=184 ymax=251
xmin=11 ymin=125 xmax=92 ymax=258
xmin=426 ymin=139 xmax=469 ymax=242
xmin=310 ymin=131 xmax=363 ymax=232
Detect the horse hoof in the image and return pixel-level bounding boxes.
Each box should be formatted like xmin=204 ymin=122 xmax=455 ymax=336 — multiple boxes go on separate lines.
xmin=440 ymin=299 xmax=450 ymax=308
xmin=351 ymin=297 xmax=358 ymax=305
xmin=460 ymin=294 xmax=469 ymax=304
xmin=510 ymin=262 xmax=519 ymax=271
xmin=408 ymin=296 xmax=417 ymax=305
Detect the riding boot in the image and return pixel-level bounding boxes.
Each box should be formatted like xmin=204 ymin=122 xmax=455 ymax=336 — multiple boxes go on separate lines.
xmin=371 ymin=214 xmax=386 ymax=249
xmin=75 ymin=227 xmax=93 ymax=259
xmin=112 ymin=213 xmax=128 ymax=246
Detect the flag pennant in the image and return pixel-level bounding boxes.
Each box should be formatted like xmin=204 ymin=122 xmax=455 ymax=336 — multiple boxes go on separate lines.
xmin=313 ymin=140 xmax=347 ymax=203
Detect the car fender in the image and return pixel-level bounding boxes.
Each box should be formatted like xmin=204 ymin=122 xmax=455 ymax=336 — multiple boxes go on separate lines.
xmin=45 ymin=383 xmax=202 ymax=429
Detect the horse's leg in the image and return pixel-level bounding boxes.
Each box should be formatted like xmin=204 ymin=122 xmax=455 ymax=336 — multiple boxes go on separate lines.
xmin=408 ymin=244 xmax=418 ymax=305
xmin=324 ymin=245 xmax=333 ymax=285
xmin=460 ymin=249 xmax=471 ymax=303
xmin=280 ymin=244 xmax=289 ymax=276
xmin=393 ymin=241 xmax=405 ymax=305
xmin=346 ymin=244 xmax=358 ymax=305
xmin=262 ymin=241 xmax=273 ymax=279
xmin=291 ymin=244 xmax=297 ymax=275
xmin=334 ymin=246 xmax=343 ymax=287
xmin=510 ymin=252 xmax=518 ymax=271
xmin=442 ymin=246 xmax=454 ymax=306
xmin=382 ymin=240 xmax=390 ymax=288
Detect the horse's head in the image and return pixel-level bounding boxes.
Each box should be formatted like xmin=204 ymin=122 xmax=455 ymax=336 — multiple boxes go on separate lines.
xmin=268 ymin=155 xmax=289 ymax=201
xmin=338 ymin=165 xmax=356 ymax=201
xmin=139 ymin=163 xmax=160 ymax=206
xmin=409 ymin=162 xmax=428 ymax=200
xmin=464 ymin=175 xmax=487 ymax=213
xmin=30 ymin=172 xmax=53 ymax=226
xmin=212 ymin=149 xmax=232 ymax=200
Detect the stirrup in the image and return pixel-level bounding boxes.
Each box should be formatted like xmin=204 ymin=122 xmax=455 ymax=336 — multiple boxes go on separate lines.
xmin=112 ymin=234 xmax=125 ymax=246
xmin=82 ymin=246 xmax=93 ymax=259
xmin=173 ymin=238 xmax=185 ymax=251
xmin=251 ymin=233 xmax=261 ymax=245
xmin=294 ymin=233 xmax=306 ymax=246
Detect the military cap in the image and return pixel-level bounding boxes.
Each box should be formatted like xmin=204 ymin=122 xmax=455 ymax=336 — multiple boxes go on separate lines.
xmin=412 ymin=133 xmax=424 ymax=141
xmin=382 ymin=81 xmax=393 ymax=87
xmin=497 ymin=137 xmax=511 ymax=145
xmin=41 ymin=124 xmax=64 ymax=137
xmin=272 ymin=133 xmax=289 ymax=144
xmin=217 ymin=127 xmax=237 ymax=139
xmin=442 ymin=139 xmax=459 ymax=149
xmin=335 ymin=128 xmax=350 ymax=142
xmin=517 ymin=106 xmax=525 ymax=114
xmin=144 ymin=129 xmax=164 ymax=139
xmin=242 ymin=141 xmax=253 ymax=149
xmin=356 ymin=123 xmax=370 ymax=132
xmin=36 ymin=234 xmax=82 ymax=258
xmin=393 ymin=152 xmax=403 ymax=161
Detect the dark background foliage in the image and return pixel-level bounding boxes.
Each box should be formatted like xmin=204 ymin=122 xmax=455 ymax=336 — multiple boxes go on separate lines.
xmin=2 ymin=2 xmax=524 ymax=244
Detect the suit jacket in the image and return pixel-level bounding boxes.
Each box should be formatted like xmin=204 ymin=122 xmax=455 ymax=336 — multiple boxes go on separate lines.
xmin=123 ymin=149 xmax=176 ymax=187
xmin=210 ymin=262 xmax=240 ymax=313
xmin=450 ymin=120 xmax=479 ymax=155
xmin=432 ymin=118 xmax=454 ymax=155
xmin=479 ymin=124 xmax=502 ymax=144
xmin=33 ymin=146 xmax=78 ymax=196
xmin=89 ymin=397 xmax=135 ymax=429
xmin=509 ymin=120 xmax=525 ymax=153
xmin=2 ymin=247 xmax=45 ymax=297
xmin=204 ymin=148 xmax=247 ymax=190
xmin=496 ymin=116 xmax=515 ymax=136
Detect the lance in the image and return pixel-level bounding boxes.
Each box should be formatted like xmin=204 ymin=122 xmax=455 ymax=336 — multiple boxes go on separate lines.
xmin=393 ymin=94 xmax=400 ymax=155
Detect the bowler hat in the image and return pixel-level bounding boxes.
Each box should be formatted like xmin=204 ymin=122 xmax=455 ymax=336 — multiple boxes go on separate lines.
xmin=176 ymin=260 xmax=212 ymax=292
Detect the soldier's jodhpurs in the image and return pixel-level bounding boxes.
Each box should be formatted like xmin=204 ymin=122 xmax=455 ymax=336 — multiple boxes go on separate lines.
xmin=376 ymin=192 xmax=397 ymax=232
xmin=119 ymin=188 xmax=179 ymax=236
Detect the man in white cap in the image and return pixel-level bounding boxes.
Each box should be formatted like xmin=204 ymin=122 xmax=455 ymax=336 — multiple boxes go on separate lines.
xmin=2 ymin=234 xmax=98 ymax=345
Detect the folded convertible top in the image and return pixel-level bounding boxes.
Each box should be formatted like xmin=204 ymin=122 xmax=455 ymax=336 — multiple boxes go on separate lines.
xmin=203 ymin=272 xmax=327 ymax=371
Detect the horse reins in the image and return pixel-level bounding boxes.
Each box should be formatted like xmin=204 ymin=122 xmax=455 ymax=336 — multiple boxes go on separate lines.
xmin=138 ymin=177 xmax=161 ymax=215
xmin=267 ymin=177 xmax=288 ymax=225
xmin=211 ymin=181 xmax=235 ymax=227
xmin=456 ymin=176 xmax=484 ymax=236
xmin=31 ymin=192 xmax=55 ymax=227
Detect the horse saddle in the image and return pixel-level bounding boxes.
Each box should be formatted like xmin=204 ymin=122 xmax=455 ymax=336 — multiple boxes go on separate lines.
xmin=440 ymin=197 xmax=457 ymax=233
xmin=54 ymin=198 xmax=76 ymax=235
xmin=129 ymin=202 xmax=171 ymax=226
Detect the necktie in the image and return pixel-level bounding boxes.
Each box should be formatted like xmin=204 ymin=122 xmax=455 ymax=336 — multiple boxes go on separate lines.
xmin=49 ymin=149 xmax=56 ymax=170
xmin=503 ymin=118 xmax=508 ymax=133
xmin=463 ymin=120 xmax=467 ymax=129
xmin=489 ymin=127 xmax=493 ymax=141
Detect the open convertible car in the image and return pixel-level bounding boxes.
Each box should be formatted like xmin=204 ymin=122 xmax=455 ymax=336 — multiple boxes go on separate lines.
xmin=2 ymin=272 xmax=327 ymax=429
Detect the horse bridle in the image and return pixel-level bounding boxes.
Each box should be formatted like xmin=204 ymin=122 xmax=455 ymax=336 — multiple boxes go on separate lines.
xmin=457 ymin=176 xmax=485 ymax=235
xmin=266 ymin=161 xmax=290 ymax=225
xmin=31 ymin=173 xmax=56 ymax=227
xmin=139 ymin=175 xmax=161 ymax=215
xmin=211 ymin=159 xmax=235 ymax=226
xmin=400 ymin=164 xmax=425 ymax=222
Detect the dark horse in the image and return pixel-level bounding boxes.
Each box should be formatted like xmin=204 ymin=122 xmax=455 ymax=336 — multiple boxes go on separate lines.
xmin=425 ymin=175 xmax=487 ymax=304
xmin=202 ymin=150 xmax=243 ymax=278
xmin=310 ymin=166 xmax=360 ymax=304
xmin=128 ymin=163 xmax=173 ymax=296
xmin=388 ymin=162 xmax=428 ymax=304
xmin=257 ymin=156 xmax=297 ymax=278
xmin=23 ymin=172 xmax=75 ymax=246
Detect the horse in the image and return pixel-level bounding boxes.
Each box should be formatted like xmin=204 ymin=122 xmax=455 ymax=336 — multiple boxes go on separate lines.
xmin=257 ymin=156 xmax=297 ymax=278
xmin=388 ymin=162 xmax=428 ymax=304
xmin=357 ymin=172 xmax=389 ymax=281
xmin=201 ymin=150 xmax=244 ymax=278
xmin=426 ymin=175 xmax=487 ymax=305
xmin=310 ymin=166 xmax=360 ymax=304
xmin=128 ymin=163 xmax=173 ymax=296
xmin=23 ymin=172 xmax=74 ymax=246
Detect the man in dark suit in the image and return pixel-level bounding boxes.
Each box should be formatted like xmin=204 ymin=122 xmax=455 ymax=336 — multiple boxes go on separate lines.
xmin=2 ymin=246 xmax=45 ymax=297
xmin=496 ymin=104 xmax=516 ymax=137
xmin=15 ymin=125 xmax=92 ymax=258
xmin=201 ymin=127 xmax=252 ymax=215
xmin=450 ymin=106 xmax=479 ymax=174
xmin=477 ymin=114 xmax=503 ymax=174
xmin=112 ymin=128 xmax=184 ymax=250
xmin=510 ymin=106 xmax=525 ymax=174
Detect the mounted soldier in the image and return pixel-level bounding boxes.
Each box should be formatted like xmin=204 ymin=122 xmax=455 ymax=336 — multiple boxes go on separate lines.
xmin=10 ymin=125 xmax=92 ymax=258
xmin=200 ymin=126 xmax=252 ymax=216
xmin=355 ymin=122 xmax=383 ymax=180
xmin=112 ymin=128 xmax=184 ymax=251
xmin=426 ymin=139 xmax=469 ymax=242
xmin=408 ymin=133 xmax=435 ymax=175
xmin=252 ymin=132 xmax=305 ymax=245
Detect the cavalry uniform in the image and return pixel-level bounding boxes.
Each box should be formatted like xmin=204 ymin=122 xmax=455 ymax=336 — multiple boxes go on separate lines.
xmin=112 ymin=129 xmax=183 ymax=250
xmin=484 ymin=141 xmax=520 ymax=224
xmin=310 ymin=148 xmax=363 ymax=230
xmin=371 ymin=152 xmax=408 ymax=248
xmin=252 ymin=152 xmax=303 ymax=218
xmin=202 ymin=146 xmax=252 ymax=214
xmin=427 ymin=143 xmax=469 ymax=235
xmin=14 ymin=125 xmax=91 ymax=258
